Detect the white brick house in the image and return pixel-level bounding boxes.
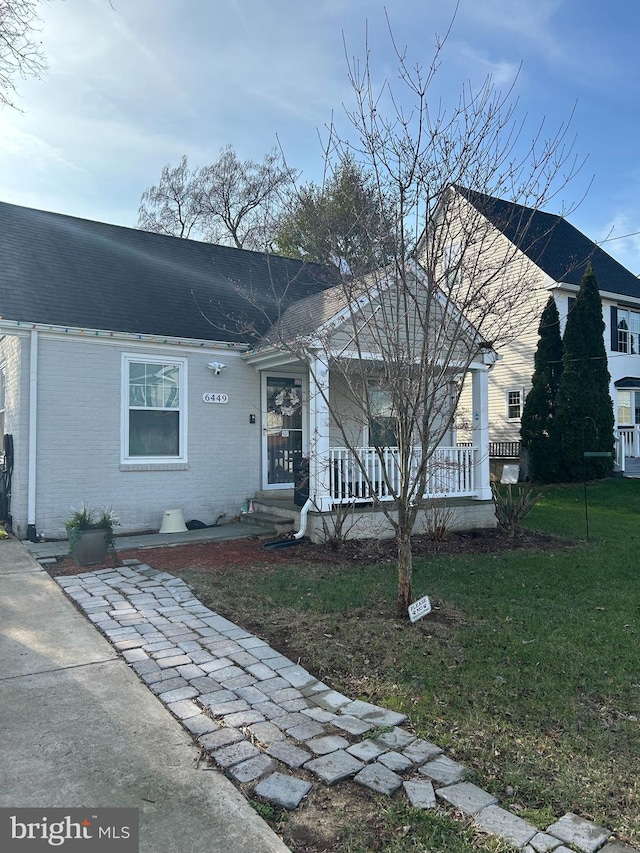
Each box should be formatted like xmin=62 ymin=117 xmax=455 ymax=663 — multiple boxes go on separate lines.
xmin=0 ymin=201 xmax=496 ymax=542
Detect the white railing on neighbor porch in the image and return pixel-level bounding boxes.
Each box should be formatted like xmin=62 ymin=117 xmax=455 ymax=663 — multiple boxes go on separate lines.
xmin=615 ymin=433 xmax=626 ymax=473
xmin=616 ymin=426 xmax=640 ymax=460
xmin=327 ymin=446 xmax=476 ymax=504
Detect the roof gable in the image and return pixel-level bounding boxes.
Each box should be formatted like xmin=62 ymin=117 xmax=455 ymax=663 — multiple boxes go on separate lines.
xmin=0 ymin=201 xmax=336 ymax=342
xmin=257 ymin=260 xmax=494 ymax=365
xmin=456 ymin=186 xmax=640 ymax=299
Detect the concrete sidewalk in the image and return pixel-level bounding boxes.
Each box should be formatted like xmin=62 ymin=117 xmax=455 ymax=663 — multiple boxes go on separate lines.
xmin=22 ymin=519 xmax=268 ymax=561
xmin=0 ymin=536 xmax=289 ymax=853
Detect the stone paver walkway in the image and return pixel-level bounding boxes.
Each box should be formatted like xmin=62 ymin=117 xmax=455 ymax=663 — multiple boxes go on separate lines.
xmin=55 ymin=562 xmax=638 ymax=853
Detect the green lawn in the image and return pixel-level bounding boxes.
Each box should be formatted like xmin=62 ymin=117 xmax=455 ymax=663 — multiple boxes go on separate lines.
xmin=181 ymin=479 xmax=640 ymax=849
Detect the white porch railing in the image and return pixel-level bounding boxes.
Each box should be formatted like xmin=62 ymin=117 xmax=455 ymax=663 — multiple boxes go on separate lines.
xmin=614 ymin=430 xmax=626 ymax=473
xmin=616 ymin=426 xmax=640 ymax=460
xmin=326 ymin=446 xmax=477 ymax=504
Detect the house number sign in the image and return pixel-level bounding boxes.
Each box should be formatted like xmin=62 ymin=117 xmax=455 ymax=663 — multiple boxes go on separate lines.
xmin=203 ymin=393 xmax=229 ymax=404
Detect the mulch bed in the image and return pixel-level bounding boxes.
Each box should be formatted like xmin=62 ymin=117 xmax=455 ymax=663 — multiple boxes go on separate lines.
xmin=46 ymin=527 xmax=566 ymax=577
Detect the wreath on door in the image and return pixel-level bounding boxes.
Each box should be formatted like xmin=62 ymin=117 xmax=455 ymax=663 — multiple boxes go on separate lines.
xmin=273 ymin=387 xmax=301 ymax=417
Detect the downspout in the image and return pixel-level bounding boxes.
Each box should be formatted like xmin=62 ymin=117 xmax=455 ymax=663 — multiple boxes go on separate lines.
xmin=26 ymin=329 xmax=38 ymax=542
xmin=262 ymin=498 xmax=311 ymax=550
xmin=293 ymin=498 xmax=312 ymax=539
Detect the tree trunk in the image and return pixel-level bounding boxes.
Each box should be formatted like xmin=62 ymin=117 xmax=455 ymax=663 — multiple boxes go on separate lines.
xmin=396 ymin=527 xmax=413 ymax=617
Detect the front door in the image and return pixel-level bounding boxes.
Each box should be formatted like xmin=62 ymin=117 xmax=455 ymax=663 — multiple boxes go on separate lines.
xmin=262 ymin=374 xmax=305 ymax=489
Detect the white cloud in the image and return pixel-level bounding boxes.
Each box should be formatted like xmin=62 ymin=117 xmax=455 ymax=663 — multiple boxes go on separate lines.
xmin=0 ymin=120 xmax=85 ymax=173
xmin=44 ymin=0 xmax=184 ymax=100
xmin=448 ymin=42 xmax=521 ymax=89
xmin=461 ymin=0 xmax=563 ymax=57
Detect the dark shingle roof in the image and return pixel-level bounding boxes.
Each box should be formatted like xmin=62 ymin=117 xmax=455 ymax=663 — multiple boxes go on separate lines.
xmin=260 ymin=269 xmax=382 ymax=346
xmin=0 ymin=201 xmax=336 ymax=342
xmin=457 ymin=187 xmax=640 ymax=299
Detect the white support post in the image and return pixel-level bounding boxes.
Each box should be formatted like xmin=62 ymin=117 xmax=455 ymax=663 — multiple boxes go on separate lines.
xmin=471 ymin=365 xmax=492 ymax=500
xmin=307 ymin=353 xmax=332 ymax=511
xmin=27 ymin=329 xmax=38 ymax=540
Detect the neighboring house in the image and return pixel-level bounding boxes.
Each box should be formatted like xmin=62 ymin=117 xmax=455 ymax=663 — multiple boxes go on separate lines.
xmin=0 ymin=201 xmax=496 ymax=543
xmin=440 ymin=186 xmax=640 ymax=470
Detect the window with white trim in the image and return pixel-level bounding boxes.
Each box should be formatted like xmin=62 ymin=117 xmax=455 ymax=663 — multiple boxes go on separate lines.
xmin=506 ymin=388 xmax=523 ymax=420
xmin=443 ymin=242 xmax=462 ymax=288
xmin=123 ymin=355 xmax=186 ymax=461
xmin=611 ymin=306 xmax=640 ymax=354
xmin=617 ymin=390 xmax=640 ymax=425
xmin=368 ymin=384 xmax=398 ymax=447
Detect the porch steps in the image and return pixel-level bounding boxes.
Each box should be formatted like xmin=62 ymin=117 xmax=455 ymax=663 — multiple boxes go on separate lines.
xmin=243 ymin=502 xmax=298 ymax=536
xmin=254 ymin=489 xmax=296 ymax=502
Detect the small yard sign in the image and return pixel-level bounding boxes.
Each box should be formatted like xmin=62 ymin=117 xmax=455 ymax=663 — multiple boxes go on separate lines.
xmin=203 ymin=393 xmax=229 ymax=404
xmin=408 ymin=595 xmax=432 ymax=623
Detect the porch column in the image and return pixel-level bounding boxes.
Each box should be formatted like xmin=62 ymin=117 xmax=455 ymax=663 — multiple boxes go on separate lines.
xmin=471 ymin=364 xmax=492 ymax=500
xmin=308 ymin=353 xmax=332 ymax=510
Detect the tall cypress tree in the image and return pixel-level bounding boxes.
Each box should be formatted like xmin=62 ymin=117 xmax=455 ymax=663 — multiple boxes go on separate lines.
xmin=521 ymin=295 xmax=563 ymax=482
xmin=553 ymin=264 xmax=614 ymax=481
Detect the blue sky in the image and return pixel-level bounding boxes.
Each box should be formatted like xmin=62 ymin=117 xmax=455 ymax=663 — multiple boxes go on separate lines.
xmin=1 ymin=0 xmax=639 ymax=270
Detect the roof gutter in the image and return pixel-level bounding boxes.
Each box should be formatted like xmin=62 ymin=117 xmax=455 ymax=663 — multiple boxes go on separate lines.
xmin=0 ymin=319 xmax=249 ymax=352
xmin=548 ymin=282 xmax=640 ymax=306
xmin=27 ymin=329 xmax=38 ymax=542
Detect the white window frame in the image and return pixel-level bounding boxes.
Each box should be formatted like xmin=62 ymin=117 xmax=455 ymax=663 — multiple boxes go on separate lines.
xmin=617 ymin=307 xmax=640 ymax=354
xmin=617 ymin=389 xmax=640 ymax=426
xmin=121 ymin=354 xmax=188 ymax=464
xmin=365 ymin=381 xmax=398 ymax=448
xmin=506 ymin=388 xmax=524 ymax=421
xmin=443 ymin=241 xmax=462 ymax=288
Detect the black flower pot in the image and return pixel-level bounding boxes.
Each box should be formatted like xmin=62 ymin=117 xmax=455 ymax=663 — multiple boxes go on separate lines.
xmin=71 ymin=529 xmax=110 ymax=565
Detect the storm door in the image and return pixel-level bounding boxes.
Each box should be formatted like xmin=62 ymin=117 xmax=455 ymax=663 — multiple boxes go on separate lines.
xmin=262 ymin=375 xmax=306 ymax=488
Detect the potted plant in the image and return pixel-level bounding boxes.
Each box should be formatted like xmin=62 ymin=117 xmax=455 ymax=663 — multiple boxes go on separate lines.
xmin=65 ymin=504 xmax=119 ymax=565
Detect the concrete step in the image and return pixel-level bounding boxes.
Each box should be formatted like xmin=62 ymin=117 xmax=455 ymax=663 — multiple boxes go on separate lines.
xmin=241 ymin=510 xmax=295 ymax=535
xmin=254 ymin=489 xmax=295 ymax=502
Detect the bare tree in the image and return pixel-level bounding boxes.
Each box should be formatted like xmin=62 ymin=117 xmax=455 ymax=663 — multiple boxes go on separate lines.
xmin=237 ymin=21 xmax=582 ymax=616
xmin=137 ymin=145 xmax=295 ymax=250
xmin=0 ymin=0 xmax=48 ymax=109
xmin=198 ymin=145 xmax=294 ymax=250
xmin=137 ymin=155 xmax=204 ymax=239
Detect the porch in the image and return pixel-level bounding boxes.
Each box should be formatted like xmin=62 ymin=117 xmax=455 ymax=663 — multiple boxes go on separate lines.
xmin=615 ymin=427 xmax=640 ymax=477
xmin=255 ymin=439 xmax=493 ymax=544
xmin=245 ymin=348 xmax=495 ymax=538
xmin=251 ymin=488 xmax=497 ymax=544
